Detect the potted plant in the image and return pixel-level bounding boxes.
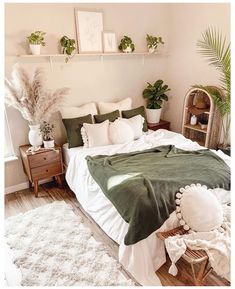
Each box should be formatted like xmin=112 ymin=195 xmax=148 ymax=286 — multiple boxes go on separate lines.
xmin=40 ymin=121 xmax=55 ymax=148
xmin=27 ymin=31 xmax=46 ymax=55
xmin=143 ymin=79 xmax=170 ymax=123
xmin=193 ymin=27 xmax=230 ymax=154
xmin=146 ymin=34 xmax=164 ymax=53
xmin=118 ymin=36 xmax=135 ymax=53
xmin=5 ymin=65 xmax=69 ymax=151
xmin=60 ymin=36 xmax=76 ymax=63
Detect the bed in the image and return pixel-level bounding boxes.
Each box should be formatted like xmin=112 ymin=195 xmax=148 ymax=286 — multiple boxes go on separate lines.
xmin=65 ymin=129 xmax=231 ymax=285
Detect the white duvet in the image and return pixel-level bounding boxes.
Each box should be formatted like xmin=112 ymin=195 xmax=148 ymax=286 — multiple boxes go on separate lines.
xmin=66 ymin=129 xmax=230 ymax=286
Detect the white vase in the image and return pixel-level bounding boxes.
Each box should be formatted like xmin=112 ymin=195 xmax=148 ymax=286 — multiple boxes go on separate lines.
xmin=145 ymin=108 xmax=162 ymax=124
xmin=123 ymin=46 xmax=132 ymax=53
xmin=43 ymin=140 xmax=55 ymax=148
xmin=148 ymin=47 xmax=156 ymax=54
xmin=28 ymin=124 xmax=43 ymax=148
xmin=29 ymin=44 xmax=41 ymax=55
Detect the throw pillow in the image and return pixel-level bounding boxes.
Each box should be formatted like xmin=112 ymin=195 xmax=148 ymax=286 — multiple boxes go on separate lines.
xmin=175 ymin=184 xmax=224 ymax=232
xmin=62 ymin=114 xmax=93 ymax=148
xmin=94 ymin=110 xmax=120 ymax=123
xmin=118 ymin=115 xmax=144 ymax=140
xmin=109 ymin=119 xmax=135 ymax=144
xmin=60 ymin=102 xmax=97 ymax=119
xmin=98 ymin=97 xmax=132 ymax=114
xmin=121 ymin=106 xmax=148 ymax=132
xmin=82 ymin=120 xmax=111 ymax=147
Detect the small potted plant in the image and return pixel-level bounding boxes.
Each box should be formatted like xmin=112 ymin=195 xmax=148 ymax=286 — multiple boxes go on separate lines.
xmin=40 ymin=121 xmax=55 ymax=148
xmin=27 ymin=31 xmax=46 ymax=55
xmin=146 ymin=34 xmax=164 ymax=53
xmin=143 ymin=79 xmax=170 ymax=123
xmin=60 ymin=36 xmax=76 ymax=63
xmin=118 ymin=36 xmax=135 ymax=53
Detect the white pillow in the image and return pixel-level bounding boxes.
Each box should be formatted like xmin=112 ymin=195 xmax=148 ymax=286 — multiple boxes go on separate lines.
xmin=118 ymin=115 xmax=144 ymax=140
xmin=109 ymin=119 xmax=134 ymax=144
xmin=60 ymin=102 xmax=97 ymax=119
xmin=98 ymin=97 xmax=132 ymax=114
xmin=82 ymin=120 xmax=111 ymax=148
xmin=175 ymin=184 xmax=224 ymax=232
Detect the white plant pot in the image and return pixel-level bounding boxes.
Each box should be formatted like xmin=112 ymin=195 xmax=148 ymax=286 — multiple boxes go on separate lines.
xmin=28 ymin=124 xmax=43 ymax=147
xmin=145 ymin=108 xmax=162 ymax=124
xmin=123 ymin=46 xmax=132 ymax=53
xmin=43 ymin=140 xmax=55 ymax=148
xmin=29 ymin=44 xmax=41 ymax=55
xmin=148 ymin=47 xmax=156 ymax=54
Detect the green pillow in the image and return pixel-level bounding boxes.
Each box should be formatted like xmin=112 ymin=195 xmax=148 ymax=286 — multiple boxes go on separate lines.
xmin=121 ymin=106 xmax=148 ymax=132
xmin=94 ymin=110 xmax=120 ymax=123
xmin=62 ymin=114 xmax=92 ymax=148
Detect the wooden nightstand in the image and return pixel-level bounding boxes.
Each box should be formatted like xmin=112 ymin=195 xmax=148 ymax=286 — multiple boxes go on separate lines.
xmin=148 ymin=119 xmax=171 ymax=131
xmin=19 ymin=144 xmax=64 ymax=197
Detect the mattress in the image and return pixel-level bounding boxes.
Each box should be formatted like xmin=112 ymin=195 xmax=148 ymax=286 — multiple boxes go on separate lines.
xmin=62 ymin=143 xmax=84 ymax=166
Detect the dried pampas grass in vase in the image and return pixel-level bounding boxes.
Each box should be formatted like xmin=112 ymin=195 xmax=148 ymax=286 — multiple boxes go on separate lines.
xmin=5 ymin=64 xmax=70 ymax=152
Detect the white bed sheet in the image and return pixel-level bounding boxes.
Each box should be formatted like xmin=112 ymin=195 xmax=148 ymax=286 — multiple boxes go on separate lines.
xmin=65 ymin=129 xmax=230 ymax=286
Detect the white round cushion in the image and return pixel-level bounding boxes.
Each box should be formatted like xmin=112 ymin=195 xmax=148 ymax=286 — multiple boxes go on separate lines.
xmin=109 ymin=119 xmax=134 ymax=144
xmin=176 ymin=184 xmax=223 ymax=232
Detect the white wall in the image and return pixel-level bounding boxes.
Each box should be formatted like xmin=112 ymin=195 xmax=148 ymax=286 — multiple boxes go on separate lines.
xmin=4 ymin=3 xmax=230 ymax=191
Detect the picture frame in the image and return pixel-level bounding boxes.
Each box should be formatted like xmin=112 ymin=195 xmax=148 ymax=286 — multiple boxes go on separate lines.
xmin=74 ymin=9 xmax=103 ymax=53
xmin=102 ymin=31 xmax=118 ymax=53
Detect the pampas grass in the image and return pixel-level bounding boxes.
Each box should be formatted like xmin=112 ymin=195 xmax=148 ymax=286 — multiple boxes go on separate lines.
xmin=5 ymin=65 xmax=70 ymax=124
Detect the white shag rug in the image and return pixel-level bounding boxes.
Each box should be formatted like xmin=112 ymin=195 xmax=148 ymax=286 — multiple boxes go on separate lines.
xmin=5 ymin=201 xmax=135 ymax=286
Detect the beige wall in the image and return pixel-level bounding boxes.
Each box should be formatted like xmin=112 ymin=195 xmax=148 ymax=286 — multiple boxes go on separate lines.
xmin=5 ymin=3 xmax=230 ymax=190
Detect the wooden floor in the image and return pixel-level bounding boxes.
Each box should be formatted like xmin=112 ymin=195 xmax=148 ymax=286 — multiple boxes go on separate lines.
xmin=5 ymin=181 xmax=230 ymax=286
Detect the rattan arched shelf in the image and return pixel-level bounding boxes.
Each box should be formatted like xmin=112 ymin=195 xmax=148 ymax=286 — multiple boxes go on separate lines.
xmin=181 ymin=87 xmax=221 ymax=148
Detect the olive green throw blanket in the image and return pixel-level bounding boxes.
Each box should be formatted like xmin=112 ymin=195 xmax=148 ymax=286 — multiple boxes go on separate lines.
xmin=86 ymin=145 xmax=230 ymax=245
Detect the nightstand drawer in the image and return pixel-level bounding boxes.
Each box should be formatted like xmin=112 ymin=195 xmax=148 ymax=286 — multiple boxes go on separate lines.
xmin=29 ymin=149 xmax=61 ymax=168
xmin=31 ymin=162 xmax=62 ymax=180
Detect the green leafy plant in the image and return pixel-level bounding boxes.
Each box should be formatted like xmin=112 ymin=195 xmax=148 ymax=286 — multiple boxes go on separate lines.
xmin=193 ymin=27 xmax=230 ymax=148
xmin=143 ymin=79 xmax=170 ymax=109
xmin=60 ymin=36 xmax=76 ymax=63
xmin=118 ymin=36 xmax=135 ymax=52
xmin=146 ymin=34 xmax=164 ymax=49
xmin=27 ymin=31 xmax=46 ymax=46
xmin=40 ymin=121 xmax=55 ymax=141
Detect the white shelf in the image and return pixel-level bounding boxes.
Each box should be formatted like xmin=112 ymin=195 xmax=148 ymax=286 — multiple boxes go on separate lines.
xmin=17 ymin=52 xmax=164 ymax=58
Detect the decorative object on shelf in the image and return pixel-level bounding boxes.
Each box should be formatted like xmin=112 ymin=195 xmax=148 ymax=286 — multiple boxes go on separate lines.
xmin=194 ymin=27 xmax=230 ymax=152
xmin=75 ymin=9 xmax=103 ymax=53
xmin=60 ymin=36 xmax=76 ymax=63
xmin=102 ymin=31 xmax=117 ymax=53
xmin=195 ymin=91 xmax=208 ymax=109
xmin=146 ymin=34 xmax=164 ymax=53
xmin=27 ymin=31 xmax=46 ymax=55
xmin=198 ymin=119 xmax=208 ymax=130
xmin=143 ymin=79 xmax=170 ymax=123
xmin=190 ymin=115 xmax=197 ymax=126
xmin=5 ymin=65 xmax=70 ymax=151
xmin=40 ymin=121 xmax=55 ymax=148
xmin=182 ymin=87 xmax=221 ymax=148
xmin=118 ymin=36 xmax=135 ymax=53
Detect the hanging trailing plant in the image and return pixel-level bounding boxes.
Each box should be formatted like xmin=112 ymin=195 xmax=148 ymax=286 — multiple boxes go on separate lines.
xmin=60 ymin=36 xmax=76 ymax=63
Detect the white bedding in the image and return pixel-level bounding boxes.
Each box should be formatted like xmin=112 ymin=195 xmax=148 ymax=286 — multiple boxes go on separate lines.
xmin=66 ymin=129 xmax=230 ymax=285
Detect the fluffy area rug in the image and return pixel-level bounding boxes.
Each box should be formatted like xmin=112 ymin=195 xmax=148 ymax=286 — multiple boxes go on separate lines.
xmin=5 ymin=201 xmax=134 ymax=286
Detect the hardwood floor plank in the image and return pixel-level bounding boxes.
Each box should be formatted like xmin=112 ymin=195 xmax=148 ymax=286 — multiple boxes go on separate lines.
xmin=5 ymin=181 xmax=229 ymax=286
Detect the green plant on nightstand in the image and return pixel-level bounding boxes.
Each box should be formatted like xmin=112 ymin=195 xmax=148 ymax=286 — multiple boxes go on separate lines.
xmin=146 ymin=34 xmax=164 ymax=53
xmin=118 ymin=36 xmax=135 ymax=53
xmin=143 ymin=79 xmax=170 ymax=124
xmin=27 ymin=31 xmax=46 ymax=55
xmin=60 ymin=36 xmax=76 ymax=63
xmin=40 ymin=121 xmax=55 ymax=148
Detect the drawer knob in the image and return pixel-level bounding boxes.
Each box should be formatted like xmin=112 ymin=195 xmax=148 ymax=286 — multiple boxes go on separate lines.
xmin=44 ymin=157 xmax=47 ymax=160
xmin=46 ymin=169 xmax=48 ymax=172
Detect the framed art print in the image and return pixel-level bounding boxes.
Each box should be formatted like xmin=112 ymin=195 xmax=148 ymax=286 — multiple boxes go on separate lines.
xmin=75 ymin=9 xmax=103 ymax=53
xmin=103 ymin=31 xmax=118 ymax=53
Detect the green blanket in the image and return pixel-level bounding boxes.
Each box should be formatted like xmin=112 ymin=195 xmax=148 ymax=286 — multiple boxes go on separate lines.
xmin=86 ymin=145 xmax=230 ymax=245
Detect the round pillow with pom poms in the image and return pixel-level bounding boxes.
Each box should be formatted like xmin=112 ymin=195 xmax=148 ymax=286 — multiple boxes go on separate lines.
xmin=175 ymin=184 xmax=224 ymax=232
